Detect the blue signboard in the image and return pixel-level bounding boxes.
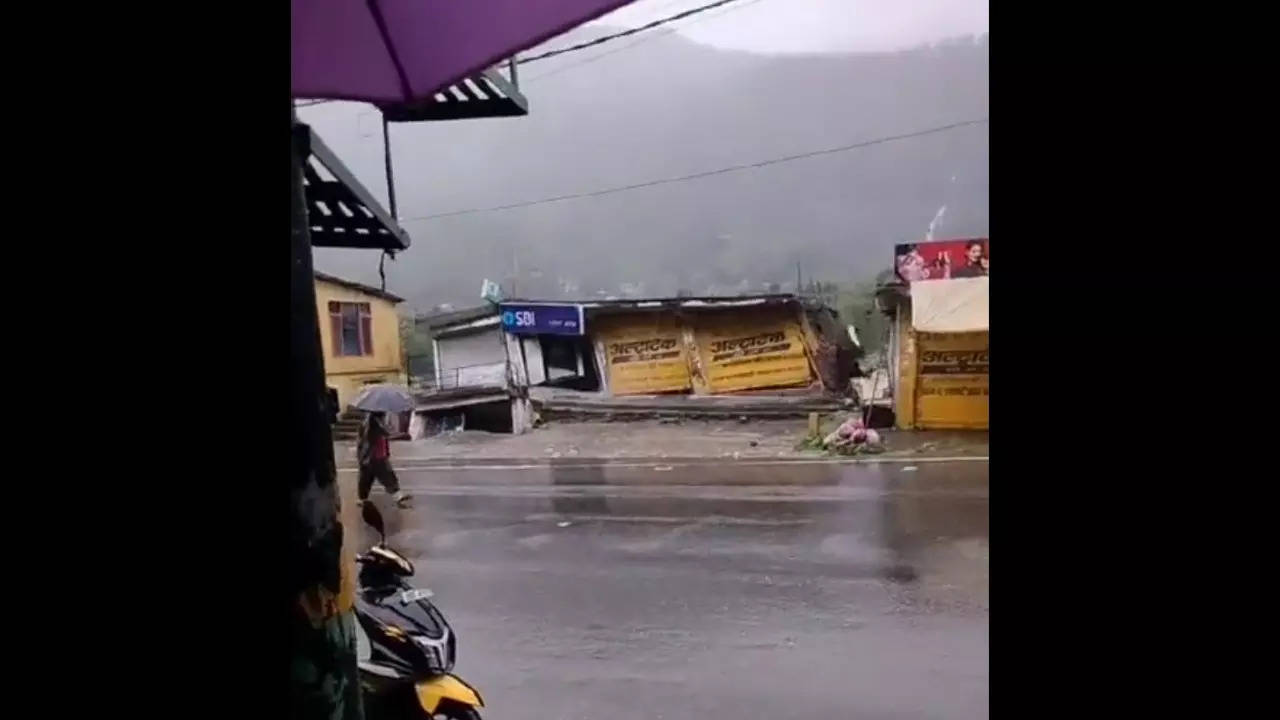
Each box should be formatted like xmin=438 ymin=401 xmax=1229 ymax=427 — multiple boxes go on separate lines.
xmin=500 ymin=303 xmax=584 ymax=336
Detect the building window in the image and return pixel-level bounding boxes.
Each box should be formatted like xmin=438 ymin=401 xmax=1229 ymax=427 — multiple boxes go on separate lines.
xmin=328 ymin=301 xmax=373 ymax=356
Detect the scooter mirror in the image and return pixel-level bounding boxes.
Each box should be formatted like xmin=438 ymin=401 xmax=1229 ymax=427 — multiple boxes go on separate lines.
xmin=361 ymin=502 xmax=386 ymax=543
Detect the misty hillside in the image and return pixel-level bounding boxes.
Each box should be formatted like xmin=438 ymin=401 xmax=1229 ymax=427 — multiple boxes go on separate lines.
xmin=305 ymin=29 xmax=989 ymax=311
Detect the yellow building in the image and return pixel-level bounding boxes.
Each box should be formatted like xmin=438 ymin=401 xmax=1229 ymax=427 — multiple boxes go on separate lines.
xmin=314 ymin=272 xmax=407 ymax=409
xmin=879 ymin=240 xmax=990 ymax=430
xmin=888 ymin=311 xmax=989 ymax=430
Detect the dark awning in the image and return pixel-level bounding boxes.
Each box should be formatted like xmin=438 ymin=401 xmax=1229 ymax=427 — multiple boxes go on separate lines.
xmin=296 ymin=122 xmax=411 ymax=251
xmin=380 ymin=66 xmax=528 ymax=123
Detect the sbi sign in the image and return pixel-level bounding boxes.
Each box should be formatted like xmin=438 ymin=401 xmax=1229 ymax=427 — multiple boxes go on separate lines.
xmin=499 ymin=304 xmax=584 ymax=336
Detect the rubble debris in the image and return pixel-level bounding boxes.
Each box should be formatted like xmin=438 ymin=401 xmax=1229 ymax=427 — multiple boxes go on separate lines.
xmin=809 ymin=414 xmax=885 ymax=456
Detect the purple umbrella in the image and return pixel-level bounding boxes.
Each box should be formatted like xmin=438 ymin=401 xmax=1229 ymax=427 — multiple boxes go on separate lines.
xmin=293 ymin=0 xmax=638 ymax=104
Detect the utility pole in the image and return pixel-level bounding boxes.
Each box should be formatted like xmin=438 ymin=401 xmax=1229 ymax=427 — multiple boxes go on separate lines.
xmin=290 ymin=113 xmax=364 ymax=720
xmin=796 ymin=262 xmax=802 ymax=296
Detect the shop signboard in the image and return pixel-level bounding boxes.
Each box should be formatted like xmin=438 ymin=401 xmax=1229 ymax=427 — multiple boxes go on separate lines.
xmin=500 ymin=303 xmax=584 ymax=336
xmin=597 ymin=318 xmax=691 ymax=395
xmin=694 ymin=317 xmax=811 ymax=393
xmin=915 ymin=331 xmax=989 ymax=429
xmin=895 ymin=238 xmax=989 ymax=284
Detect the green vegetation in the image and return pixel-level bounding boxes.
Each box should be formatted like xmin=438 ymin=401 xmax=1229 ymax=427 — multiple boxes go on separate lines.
xmin=834 ymin=280 xmax=888 ymax=358
xmin=805 ymin=268 xmax=894 ymax=358
xmin=399 ymin=312 xmax=434 ymax=381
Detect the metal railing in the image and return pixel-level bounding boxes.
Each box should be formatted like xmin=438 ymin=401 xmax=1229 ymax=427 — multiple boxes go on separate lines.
xmin=407 ymin=356 xmax=506 ymax=393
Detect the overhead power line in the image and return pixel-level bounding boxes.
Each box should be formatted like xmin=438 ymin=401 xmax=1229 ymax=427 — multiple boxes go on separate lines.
xmin=400 ymin=118 xmax=989 ymax=223
xmin=295 ymin=0 xmax=761 ymax=108
xmin=525 ymin=0 xmax=767 ymax=84
xmin=517 ymin=0 xmax=750 ymax=65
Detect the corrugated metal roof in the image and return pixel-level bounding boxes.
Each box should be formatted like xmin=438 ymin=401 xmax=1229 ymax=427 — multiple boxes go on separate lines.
xmin=514 ymin=293 xmax=795 ymax=305
xmin=416 ymin=305 xmax=498 ymax=331
xmin=502 ymin=294 xmax=810 ymax=315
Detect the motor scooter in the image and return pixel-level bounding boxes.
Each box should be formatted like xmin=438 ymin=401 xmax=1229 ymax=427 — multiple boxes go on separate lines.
xmin=355 ymin=502 xmax=484 ymax=719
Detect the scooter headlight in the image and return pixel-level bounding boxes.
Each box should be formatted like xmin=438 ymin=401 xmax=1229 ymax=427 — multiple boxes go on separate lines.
xmin=412 ymin=633 xmax=452 ymax=673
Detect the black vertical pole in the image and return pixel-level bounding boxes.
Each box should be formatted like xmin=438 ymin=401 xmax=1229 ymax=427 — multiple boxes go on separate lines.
xmin=379 ymin=116 xmax=397 ymax=293
xmin=382 ymin=116 xmax=397 ymax=220
xmin=290 ymin=116 xmax=364 ymax=720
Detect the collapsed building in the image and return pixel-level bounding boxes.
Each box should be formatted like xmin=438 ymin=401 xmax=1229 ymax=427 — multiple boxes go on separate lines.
xmin=412 ymin=294 xmax=860 ymax=435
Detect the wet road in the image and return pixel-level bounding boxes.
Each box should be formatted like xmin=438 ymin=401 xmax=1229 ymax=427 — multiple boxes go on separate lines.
xmin=359 ymin=460 xmax=988 ymax=720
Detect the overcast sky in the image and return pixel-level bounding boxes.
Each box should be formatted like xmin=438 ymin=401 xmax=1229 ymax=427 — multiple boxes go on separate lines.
xmin=593 ymin=0 xmax=988 ymax=54
xmin=300 ymin=0 xmax=989 ymax=305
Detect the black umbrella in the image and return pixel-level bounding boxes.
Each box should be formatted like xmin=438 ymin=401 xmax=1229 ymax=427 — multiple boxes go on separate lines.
xmin=350 ymin=384 xmax=415 ymax=413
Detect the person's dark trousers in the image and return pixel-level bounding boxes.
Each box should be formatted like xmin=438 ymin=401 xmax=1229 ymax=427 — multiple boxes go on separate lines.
xmin=357 ymin=459 xmax=401 ymax=501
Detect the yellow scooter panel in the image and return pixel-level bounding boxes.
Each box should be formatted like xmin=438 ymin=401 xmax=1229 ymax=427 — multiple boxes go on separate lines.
xmin=415 ymin=673 xmax=484 ymax=713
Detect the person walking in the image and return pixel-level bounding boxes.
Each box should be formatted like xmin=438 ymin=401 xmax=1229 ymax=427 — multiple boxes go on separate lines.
xmin=357 ymin=411 xmax=412 ymax=508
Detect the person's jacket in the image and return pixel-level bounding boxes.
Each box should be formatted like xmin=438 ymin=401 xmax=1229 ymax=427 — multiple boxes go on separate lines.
xmin=356 ymin=415 xmax=389 ymax=467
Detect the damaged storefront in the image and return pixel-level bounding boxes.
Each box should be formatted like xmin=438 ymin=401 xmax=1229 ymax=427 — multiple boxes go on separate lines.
xmin=878 ymin=239 xmax=989 ymax=430
xmin=593 ymin=313 xmax=692 ymax=394
xmin=411 ymin=307 xmax=522 ymax=437
xmin=501 ymin=303 xmax=601 ymax=392
xmin=504 ymin=295 xmax=856 ymax=408
xmin=414 ymin=294 xmax=858 ymax=435
xmin=694 ymin=312 xmax=812 ymax=394
xmin=587 ymin=305 xmax=814 ymax=396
